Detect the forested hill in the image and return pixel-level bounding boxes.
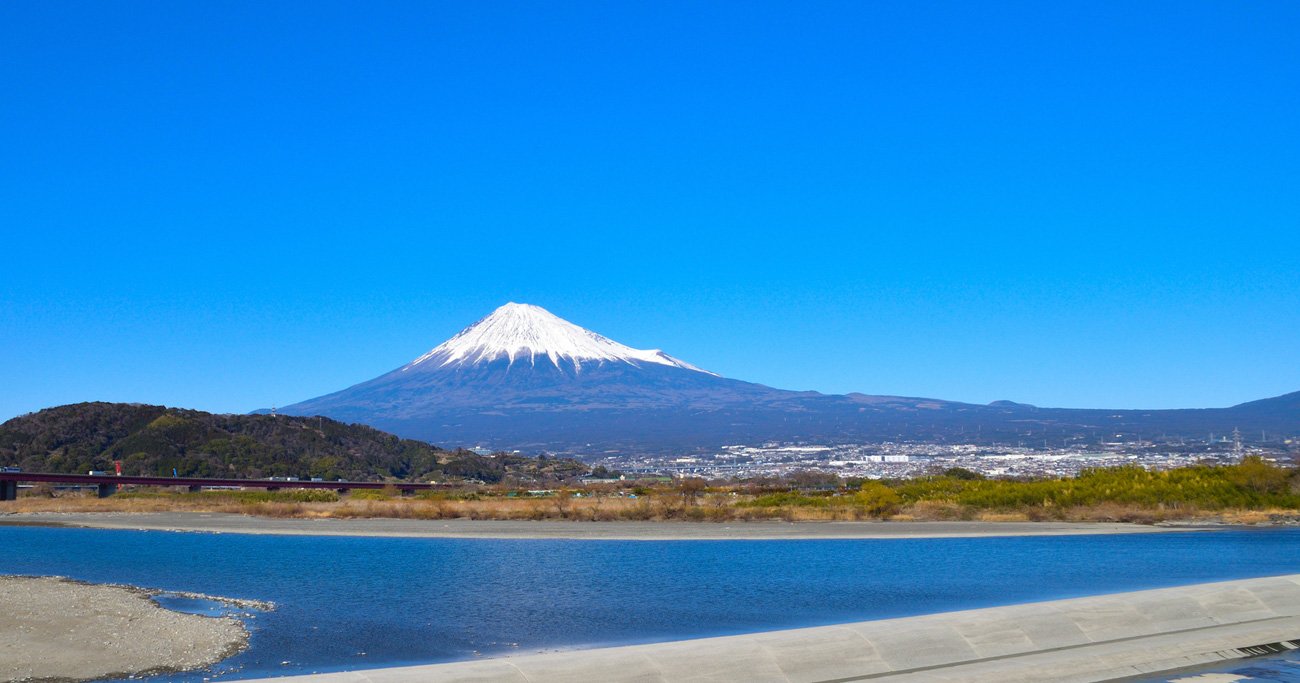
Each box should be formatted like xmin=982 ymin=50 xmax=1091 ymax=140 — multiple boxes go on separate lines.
xmin=0 ymin=402 xmax=589 ymax=483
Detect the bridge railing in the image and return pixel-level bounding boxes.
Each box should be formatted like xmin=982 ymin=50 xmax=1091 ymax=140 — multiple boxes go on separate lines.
xmin=0 ymin=472 xmax=447 ymax=500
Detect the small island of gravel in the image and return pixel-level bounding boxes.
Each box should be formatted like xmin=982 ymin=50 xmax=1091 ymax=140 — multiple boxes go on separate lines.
xmin=0 ymin=576 xmax=251 ymax=683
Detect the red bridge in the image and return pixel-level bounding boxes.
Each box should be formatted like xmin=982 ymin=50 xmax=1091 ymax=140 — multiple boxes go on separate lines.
xmin=0 ymin=471 xmax=445 ymax=500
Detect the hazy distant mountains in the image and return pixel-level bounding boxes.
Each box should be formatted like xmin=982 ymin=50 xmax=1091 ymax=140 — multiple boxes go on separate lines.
xmin=273 ymin=303 xmax=1299 ymax=455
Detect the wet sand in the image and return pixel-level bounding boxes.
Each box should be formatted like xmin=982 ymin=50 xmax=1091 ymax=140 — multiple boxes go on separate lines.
xmin=0 ymin=511 xmax=1201 ymax=539
xmin=0 ymin=576 xmax=248 ymax=682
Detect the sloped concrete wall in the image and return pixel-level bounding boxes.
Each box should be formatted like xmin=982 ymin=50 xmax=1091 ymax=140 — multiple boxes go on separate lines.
xmin=245 ymin=574 xmax=1300 ymax=683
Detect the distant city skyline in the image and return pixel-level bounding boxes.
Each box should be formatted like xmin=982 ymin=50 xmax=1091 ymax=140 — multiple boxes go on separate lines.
xmin=2 ymin=1 xmax=1298 ymax=420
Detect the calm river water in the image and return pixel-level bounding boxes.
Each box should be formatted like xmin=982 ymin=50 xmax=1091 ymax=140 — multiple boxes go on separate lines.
xmin=5 ymin=525 xmax=1300 ymax=681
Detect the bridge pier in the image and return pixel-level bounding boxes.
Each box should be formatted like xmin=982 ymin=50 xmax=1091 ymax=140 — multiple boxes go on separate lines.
xmin=0 ymin=481 xmax=16 ymax=501
xmin=96 ymin=483 xmax=116 ymax=498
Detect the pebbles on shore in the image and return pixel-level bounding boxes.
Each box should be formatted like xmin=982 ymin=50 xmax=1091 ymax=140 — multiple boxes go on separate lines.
xmin=0 ymin=575 xmax=251 ymax=682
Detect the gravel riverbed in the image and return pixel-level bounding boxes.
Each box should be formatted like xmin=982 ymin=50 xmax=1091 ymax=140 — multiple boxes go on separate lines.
xmin=0 ymin=576 xmax=250 ymax=682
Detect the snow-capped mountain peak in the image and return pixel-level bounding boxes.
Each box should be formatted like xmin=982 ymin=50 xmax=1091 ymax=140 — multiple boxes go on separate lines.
xmin=405 ymin=303 xmax=714 ymax=375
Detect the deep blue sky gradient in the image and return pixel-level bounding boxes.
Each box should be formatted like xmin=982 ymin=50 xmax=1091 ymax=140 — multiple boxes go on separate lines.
xmin=2 ymin=1 xmax=1298 ymax=420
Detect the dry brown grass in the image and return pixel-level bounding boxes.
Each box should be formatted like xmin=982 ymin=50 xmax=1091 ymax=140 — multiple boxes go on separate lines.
xmin=900 ymin=500 xmax=975 ymax=521
xmin=6 ymin=490 xmax=1297 ymax=526
xmin=5 ymin=494 xmax=220 ymax=514
xmin=1216 ymin=508 xmax=1300 ymax=524
xmin=2 ymin=492 xmax=787 ymax=522
xmin=973 ymin=511 xmax=1032 ymax=522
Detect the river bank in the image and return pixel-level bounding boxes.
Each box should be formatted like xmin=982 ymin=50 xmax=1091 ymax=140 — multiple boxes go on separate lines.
xmin=0 ymin=576 xmax=251 ymax=682
xmin=0 ymin=510 xmax=1203 ymax=539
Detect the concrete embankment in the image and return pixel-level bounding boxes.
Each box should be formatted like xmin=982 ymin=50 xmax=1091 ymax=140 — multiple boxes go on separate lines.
xmin=241 ymin=574 xmax=1300 ymax=683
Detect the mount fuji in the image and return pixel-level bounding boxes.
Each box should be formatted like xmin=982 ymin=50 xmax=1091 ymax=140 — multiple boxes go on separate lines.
xmin=273 ymin=303 xmax=1298 ymax=454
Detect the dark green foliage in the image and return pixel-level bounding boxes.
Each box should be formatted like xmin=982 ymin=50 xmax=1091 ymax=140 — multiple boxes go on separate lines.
xmin=942 ymin=467 xmax=985 ymax=480
xmin=0 ymin=402 xmax=587 ymax=483
xmin=588 ymin=465 xmax=622 ymax=479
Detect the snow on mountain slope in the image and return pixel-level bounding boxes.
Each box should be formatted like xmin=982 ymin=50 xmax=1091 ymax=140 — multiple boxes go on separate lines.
xmin=267 ymin=302 xmax=1297 ymax=454
xmin=404 ymin=303 xmax=715 ymax=375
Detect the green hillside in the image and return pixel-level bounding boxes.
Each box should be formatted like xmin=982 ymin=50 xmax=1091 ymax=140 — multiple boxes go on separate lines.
xmin=0 ymin=402 xmax=587 ymax=483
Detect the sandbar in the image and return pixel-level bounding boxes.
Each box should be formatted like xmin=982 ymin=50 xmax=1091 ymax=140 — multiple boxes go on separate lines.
xmin=0 ymin=575 xmax=249 ymax=682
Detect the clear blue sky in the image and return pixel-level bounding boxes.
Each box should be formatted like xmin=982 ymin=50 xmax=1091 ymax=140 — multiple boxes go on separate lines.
xmin=2 ymin=1 xmax=1298 ymax=420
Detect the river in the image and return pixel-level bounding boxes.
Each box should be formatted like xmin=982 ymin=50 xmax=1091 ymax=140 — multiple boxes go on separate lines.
xmin=5 ymin=525 xmax=1300 ymax=681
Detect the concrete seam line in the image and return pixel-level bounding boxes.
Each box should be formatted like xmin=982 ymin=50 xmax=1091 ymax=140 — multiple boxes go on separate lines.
xmin=755 ymin=642 xmax=796 ymax=683
xmin=505 ymin=660 xmax=534 ymax=683
xmin=806 ymin=615 xmax=1299 ymax=683
xmin=634 ymin=651 xmax=670 ymax=682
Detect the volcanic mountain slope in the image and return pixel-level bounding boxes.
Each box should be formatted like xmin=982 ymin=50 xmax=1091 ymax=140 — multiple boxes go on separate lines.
xmin=285 ymin=303 xmax=806 ymax=413
xmin=275 ymin=303 xmax=882 ymax=447
xmin=274 ymin=303 xmax=1299 ymax=454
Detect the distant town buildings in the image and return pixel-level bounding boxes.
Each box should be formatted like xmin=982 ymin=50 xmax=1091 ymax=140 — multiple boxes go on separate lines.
xmin=592 ymin=436 xmax=1296 ymax=481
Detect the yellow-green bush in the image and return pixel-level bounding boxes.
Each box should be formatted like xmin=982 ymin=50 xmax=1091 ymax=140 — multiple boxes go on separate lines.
xmin=348 ymin=488 xmax=396 ymax=501
xmin=737 ymin=458 xmax=1299 ymax=516
xmin=856 ymin=481 xmax=902 ymax=517
xmin=894 ymin=458 xmax=1300 ymax=511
